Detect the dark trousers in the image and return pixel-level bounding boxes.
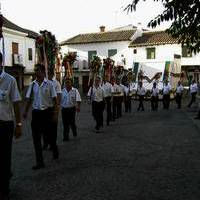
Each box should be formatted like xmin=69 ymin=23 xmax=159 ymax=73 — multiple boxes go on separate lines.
xmin=92 ymin=101 xmax=104 ymax=130
xmin=48 ymin=108 xmax=59 ymax=157
xmin=113 ymin=96 xmax=123 ymax=118
xmin=176 ymin=93 xmax=182 ymax=108
xmin=125 ymin=96 xmax=132 ymax=113
xmin=112 ymin=96 xmax=117 ymax=119
xmin=0 ymin=121 xmax=14 ymax=197
xmin=62 ymin=107 xmax=77 ymax=140
xmin=137 ymin=95 xmax=144 ymax=111
xmin=31 ymin=108 xmax=58 ymax=165
xmin=188 ymin=92 xmax=197 ymax=107
xmin=163 ymin=94 xmax=170 ymax=109
xmin=151 ymin=96 xmax=158 ymax=110
xmin=105 ymin=97 xmax=112 ymax=125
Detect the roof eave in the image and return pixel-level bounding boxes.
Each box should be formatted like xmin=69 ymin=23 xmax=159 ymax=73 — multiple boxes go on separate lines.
xmin=129 ymin=41 xmax=178 ymax=48
xmin=61 ymin=39 xmax=132 ymax=46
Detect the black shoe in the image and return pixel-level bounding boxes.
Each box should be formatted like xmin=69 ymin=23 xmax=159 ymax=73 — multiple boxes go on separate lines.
xmin=73 ymin=132 xmax=77 ymax=138
xmin=32 ymin=164 xmax=45 ymax=170
xmin=63 ymin=137 xmax=69 ymax=142
xmin=53 ymin=149 xmax=59 ymax=159
xmin=42 ymin=144 xmax=48 ymax=150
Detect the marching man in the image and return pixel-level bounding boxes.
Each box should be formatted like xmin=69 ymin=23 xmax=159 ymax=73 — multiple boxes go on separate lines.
xmin=162 ymin=79 xmax=171 ymax=110
xmin=102 ymin=75 xmax=113 ymax=125
xmin=23 ymin=64 xmax=58 ymax=170
xmin=188 ymin=80 xmax=198 ymax=108
xmin=175 ymin=81 xmax=184 ymax=109
xmin=151 ymin=82 xmax=159 ymax=111
xmin=61 ymin=78 xmax=81 ymax=141
xmin=88 ymin=76 xmax=105 ymax=133
xmin=137 ymin=81 xmax=146 ymax=111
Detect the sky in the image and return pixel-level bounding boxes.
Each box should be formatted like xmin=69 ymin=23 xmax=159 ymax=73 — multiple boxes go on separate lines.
xmin=1 ymin=0 xmax=172 ymax=42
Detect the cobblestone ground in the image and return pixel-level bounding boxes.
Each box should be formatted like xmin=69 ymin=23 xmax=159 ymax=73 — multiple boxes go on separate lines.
xmin=10 ymin=99 xmax=200 ymax=200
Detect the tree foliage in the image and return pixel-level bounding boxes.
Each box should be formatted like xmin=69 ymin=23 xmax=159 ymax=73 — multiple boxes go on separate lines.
xmin=125 ymin=0 xmax=200 ymax=53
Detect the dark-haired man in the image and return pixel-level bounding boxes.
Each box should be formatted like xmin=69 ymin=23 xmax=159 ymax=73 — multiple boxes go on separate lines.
xmin=23 ymin=64 xmax=58 ymax=170
xmin=61 ymin=78 xmax=81 ymax=140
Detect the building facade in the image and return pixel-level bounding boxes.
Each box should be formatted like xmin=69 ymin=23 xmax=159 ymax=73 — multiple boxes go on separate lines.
xmin=60 ymin=25 xmax=139 ymax=94
xmin=0 ymin=17 xmax=38 ymax=89
xmin=129 ymin=31 xmax=200 ymax=87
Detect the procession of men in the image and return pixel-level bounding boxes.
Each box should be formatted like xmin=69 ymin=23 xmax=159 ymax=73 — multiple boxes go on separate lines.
xmin=0 ymin=48 xmax=200 ymax=199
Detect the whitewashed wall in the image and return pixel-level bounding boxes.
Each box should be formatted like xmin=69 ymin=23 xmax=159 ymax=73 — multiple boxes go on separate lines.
xmin=132 ymin=43 xmax=200 ymax=68
xmin=61 ymin=41 xmax=134 ymax=70
xmin=0 ymin=28 xmax=36 ymax=71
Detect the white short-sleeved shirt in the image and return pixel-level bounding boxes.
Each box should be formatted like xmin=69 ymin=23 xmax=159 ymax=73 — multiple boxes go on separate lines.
xmin=124 ymin=83 xmax=135 ymax=96
xmin=112 ymin=84 xmax=124 ymax=96
xmin=137 ymin=86 xmax=146 ymax=96
xmin=0 ymin=71 xmax=21 ymax=121
xmin=102 ymin=82 xmax=113 ymax=97
xmin=61 ymin=87 xmax=81 ymax=108
xmin=190 ymin=83 xmax=198 ymax=94
xmin=163 ymin=84 xmax=171 ymax=95
xmin=87 ymin=85 xmax=104 ymax=102
xmin=176 ymin=85 xmax=184 ymax=94
xmin=152 ymin=87 xmax=159 ymax=96
xmin=26 ymin=78 xmax=57 ymax=110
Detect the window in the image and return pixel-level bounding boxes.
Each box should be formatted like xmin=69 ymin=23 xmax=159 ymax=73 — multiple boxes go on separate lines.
xmin=88 ymin=51 xmax=97 ymax=63
xmin=182 ymin=46 xmax=192 ymax=57
xmin=146 ymin=48 xmax=156 ymax=59
xmin=133 ymin=49 xmax=137 ymax=54
xmin=28 ymin=48 xmax=33 ymax=61
xmin=12 ymin=42 xmax=19 ymax=54
xmin=108 ymin=49 xmax=117 ymax=57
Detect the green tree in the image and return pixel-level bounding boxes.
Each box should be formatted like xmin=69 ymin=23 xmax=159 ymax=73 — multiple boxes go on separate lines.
xmin=125 ymin=0 xmax=200 ymax=53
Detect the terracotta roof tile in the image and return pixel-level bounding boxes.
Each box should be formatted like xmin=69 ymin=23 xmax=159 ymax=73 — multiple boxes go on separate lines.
xmin=129 ymin=31 xmax=178 ymax=47
xmin=3 ymin=16 xmax=38 ymax=39
xmin=60 ymin=30 xmax=136 ymax=45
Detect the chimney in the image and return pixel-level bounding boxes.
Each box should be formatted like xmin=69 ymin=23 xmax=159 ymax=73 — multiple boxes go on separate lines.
xmin=100 ymin=26 xmax=106 ymax=32
xmin=131 ymin=22 xmax=143 ymax=41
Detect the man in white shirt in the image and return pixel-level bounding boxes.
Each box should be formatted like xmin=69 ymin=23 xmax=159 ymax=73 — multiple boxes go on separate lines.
xmin=61 ymin=78 xmax=81 ymax=141
xmin=124 ymin=82 xmax=134 ymax=113
xmin=87 ymin=76 xmax=105 ymax=132
xmin=23 ymin=64 xmax=58 ymax=170
xmin=151 ymin=82 xmax=159 ymax=111
xmin=188 ymin=80 xmax=198 ymax=108
xmin=137 ymin=81 xmax=146 ymax=111
xmin=162 ymin=80 xmax=171 ymax=110
xmin=102 ymin=75 xmax=113 ymax=125
xmin=0 ymin=52 xmax=22 ymax=200
xmin=176 ymin=81 xmax=184 ymax=109
xmin=112 ymin=78 xmax=124 ymax=118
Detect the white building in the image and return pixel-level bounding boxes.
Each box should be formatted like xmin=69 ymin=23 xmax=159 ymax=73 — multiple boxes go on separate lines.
xmin=129 ymin=31 xmax=200 ymax=88
xmin=0 ymin=16 xmax=38 ymax=88
xmin=60 ymin=25 xmax=141 ymax=94
xmin=61 ymin=25 xmax=200 ymax=93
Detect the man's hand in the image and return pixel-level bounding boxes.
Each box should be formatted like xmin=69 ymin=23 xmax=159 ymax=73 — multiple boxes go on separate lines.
xmin=76 ymin=106 xmax=80 ymax=113
xmin=15 ymin=125 xmax=22 ymax=139
xmin=23 ymin=111 xmax=28 ymax=119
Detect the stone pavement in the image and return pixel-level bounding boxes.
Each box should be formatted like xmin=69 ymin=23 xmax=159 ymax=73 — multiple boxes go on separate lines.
xmin=10 ymin=99 xmax=200 ymax=200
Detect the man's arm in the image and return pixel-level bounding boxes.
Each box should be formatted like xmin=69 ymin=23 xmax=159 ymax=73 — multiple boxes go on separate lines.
xmin=13 ymin=101 xmax=22 ymax=139
xmin=23 ymin=99 xmax=32 ymax=119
